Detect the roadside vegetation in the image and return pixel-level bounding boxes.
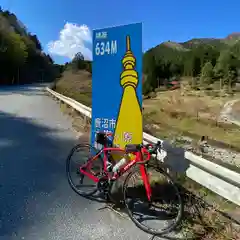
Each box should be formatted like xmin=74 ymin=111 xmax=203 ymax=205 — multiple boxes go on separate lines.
xmin=0 ymin=7 xmax=63 ymax=85
xmin=53 ymin=53 xmax=92 ymax=106
xmin=143 ymin=85 xmax=240 ymax=150
xmin=179 ymin=177 xmax=239 ymax=240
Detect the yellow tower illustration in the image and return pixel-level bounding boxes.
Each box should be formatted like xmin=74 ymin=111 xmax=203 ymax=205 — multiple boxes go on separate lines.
xmin=113 ymin=36 xmax=142 ymax=149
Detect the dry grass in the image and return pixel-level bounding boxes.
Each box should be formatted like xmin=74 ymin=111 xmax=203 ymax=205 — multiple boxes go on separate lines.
xmin=58 ymin=101 xmax=91 ymax=134
xmin=143 ymin=87 xmax=239 ymax=124
xmin=179 ymin=178 xmax=240 ymax=240
xmin=145 ymin=110 xmax=240 ymax=149
xmin=143 ymin=87 xmax=240 ymax=150
xmin=55 ymin=69 xmax=92 ymax=106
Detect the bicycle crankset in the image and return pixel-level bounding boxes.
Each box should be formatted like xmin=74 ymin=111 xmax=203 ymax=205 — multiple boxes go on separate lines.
xmin=97 ymin=176 xmax=109 ymax=193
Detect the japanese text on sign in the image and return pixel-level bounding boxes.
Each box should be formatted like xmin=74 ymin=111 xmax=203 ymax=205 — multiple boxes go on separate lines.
xmin=95 ymin=31 xmax=108 ymax=39
xmin=94 ymin=118 xmax=116 ymax=130
xmin=94 ymin=117 xmax=132 ymax=143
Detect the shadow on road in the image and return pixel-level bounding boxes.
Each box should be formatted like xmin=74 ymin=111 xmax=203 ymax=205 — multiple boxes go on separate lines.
xmin=0 ymin=111 xmax=79 ymax=237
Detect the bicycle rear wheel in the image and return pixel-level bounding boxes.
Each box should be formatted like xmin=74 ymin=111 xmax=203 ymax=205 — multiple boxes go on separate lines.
xmin=123 ymin=165 xmax=183 ymax=236
xmin=66 ymin=144 xmax=103 ymax=197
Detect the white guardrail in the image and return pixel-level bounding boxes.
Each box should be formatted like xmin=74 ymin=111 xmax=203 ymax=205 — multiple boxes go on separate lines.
xmin=46 ymin=87 xmax=240 ymax=206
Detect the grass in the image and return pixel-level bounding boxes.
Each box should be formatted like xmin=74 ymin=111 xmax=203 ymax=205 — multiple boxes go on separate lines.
xmin=143 ymin=82 xmax=240 ymax=151
xmin=143 ymin=108 xmax=240 ymax=150
xmin=178 ymin=177 xmax=240 ymax=240
xmin=54 ymin=68 xmax=92 ymax=107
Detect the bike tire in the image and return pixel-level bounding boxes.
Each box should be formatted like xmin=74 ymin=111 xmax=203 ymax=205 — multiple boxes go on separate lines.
xmin=66 ymin=144 xmax=103 ymax=197
xmin=123 ymin=164 xmax=183 ymax=236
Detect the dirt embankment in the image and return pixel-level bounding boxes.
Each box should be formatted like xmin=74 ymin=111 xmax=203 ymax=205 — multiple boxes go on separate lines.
xmin=55 ymin=69 xmax=92 ymax=106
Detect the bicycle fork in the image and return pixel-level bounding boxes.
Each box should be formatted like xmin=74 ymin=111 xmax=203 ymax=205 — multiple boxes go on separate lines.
xmin=139 ymin=164 xmax=152 ymax=201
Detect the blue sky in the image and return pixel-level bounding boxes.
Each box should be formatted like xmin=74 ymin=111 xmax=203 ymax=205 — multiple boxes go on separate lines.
xmin=1 ymin=0 xmax=240 ymax=64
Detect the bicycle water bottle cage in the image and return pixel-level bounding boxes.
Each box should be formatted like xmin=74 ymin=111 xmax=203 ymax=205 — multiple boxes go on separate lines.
xmin=125 ymin=144 xmax=141 ymax=153
xmin=96 ymin=132 xmax=107 ymax=145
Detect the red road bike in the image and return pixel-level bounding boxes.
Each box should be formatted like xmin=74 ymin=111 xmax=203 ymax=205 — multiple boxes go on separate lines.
xmin=66 ymin=132 xmax=183 ymax=236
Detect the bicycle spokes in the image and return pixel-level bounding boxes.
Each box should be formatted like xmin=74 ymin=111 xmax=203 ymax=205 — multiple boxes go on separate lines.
xmin=123 ymin=165 xmax=183 ymax=236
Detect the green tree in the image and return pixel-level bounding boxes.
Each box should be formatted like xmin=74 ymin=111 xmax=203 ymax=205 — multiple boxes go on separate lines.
xmin=7 ymin=32 xmax=28 ymax=65
xmin=230 ymin=40 xmax=240 ymax=59
xmin=214 ymin=50 xmax=239 ymax=88
xmin=29 ymin=34 xmax=42 ymax=51
xmin=72 ymin=52 xmax=85 ymax=70
xmin=213 ymin=51 xmax=226 ymax=83
xmin=200 ymin=61 xmax=213 ymax=86
xmin=85 ymin=61 xmax=92 ymax=74
xmin=0 ymin=9 xmax=57 ymax=85
xmin=143 ymin=52 xmax=158 ymax=89
xmin=142 ymin=80 xmax=152 ymax=95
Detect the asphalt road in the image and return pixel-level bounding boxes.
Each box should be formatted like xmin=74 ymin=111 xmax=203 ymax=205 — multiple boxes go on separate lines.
xmin=0 ymin=85 xmax=177 ymax=240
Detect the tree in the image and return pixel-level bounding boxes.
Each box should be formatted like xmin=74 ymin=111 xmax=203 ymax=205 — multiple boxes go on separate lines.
xmin=183 ymin=52 xmax=194 ymax=76
xmin=29 ymin=34 xmax=42 ymax=51
xmin=0 ymin=9 xmax=56 ymax=85
xmin=72 ymin=52 xmax=85 ymax=70
xmin=230 ymin=40 xmax=240 ymax=59
xmin=142 ymin=80 xmax=152 ymax=95
xmin=214 ymin=50 xmax=240 ymax=88
xmin=46 ymin=54 xmax=53 ymax=64
xmin=213 ymin=51 xmax=226 ymax=83
xmin=143 ymin=52 xmax=158 ymax=89
xmin=200 ymin=61 xmax=213 ymax=86
xmin=85 ymin=61 xmax=92 ymax=74
xmin=7 ymin=32 xmax=28 ymax=65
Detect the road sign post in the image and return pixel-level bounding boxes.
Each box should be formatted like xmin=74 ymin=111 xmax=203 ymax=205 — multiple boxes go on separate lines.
xmin=91 ymin=23 xmax=142 ymax=150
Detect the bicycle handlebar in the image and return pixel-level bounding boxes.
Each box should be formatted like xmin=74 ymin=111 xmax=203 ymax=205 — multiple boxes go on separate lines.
xmin=144 ymin=141 xmax=162 ymax=154
xmin=135 ymin=141 xmax=162 ymax=165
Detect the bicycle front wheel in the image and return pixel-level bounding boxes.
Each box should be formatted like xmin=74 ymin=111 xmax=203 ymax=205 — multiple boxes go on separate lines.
xmin=123 ymin=165 xmax=183 ymax=236
xmin=66 ymin=144 xmax=103 ymax=197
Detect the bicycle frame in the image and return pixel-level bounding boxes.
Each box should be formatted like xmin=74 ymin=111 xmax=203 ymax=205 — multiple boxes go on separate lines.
xmin=79 ymin=146 xmax=152 ymax=201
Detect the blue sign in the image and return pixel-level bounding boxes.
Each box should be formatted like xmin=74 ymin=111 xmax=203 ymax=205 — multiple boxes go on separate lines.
xmin=91 ymin=23 xmax=142 ymax=149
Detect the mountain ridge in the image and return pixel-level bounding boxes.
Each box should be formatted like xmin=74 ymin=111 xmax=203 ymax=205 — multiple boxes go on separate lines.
xmin=148 ymin=33 xmax=240 ymax=53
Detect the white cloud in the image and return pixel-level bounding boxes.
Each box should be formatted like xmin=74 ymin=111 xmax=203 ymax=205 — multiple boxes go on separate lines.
xmin=47 ymin=23 xmax=92 ymax=60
